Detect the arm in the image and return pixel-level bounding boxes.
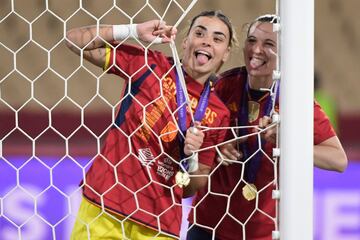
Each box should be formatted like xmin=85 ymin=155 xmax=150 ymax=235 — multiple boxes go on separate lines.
xmin=259 ymin=116 xmax=348 ymax=172
xmin=183 ymin=163 xmax=211 ymax=198
xmin=181 ymin=124 xmax=211 ymax=197
xmin=314 ymin=136 xmax=348 ymax=172
xmin=65 ymin=21 xmax=177 ymax=68
xmin=313 ymin=101 xmax=348 ymax=172
xmin=66 ymin=25 xmax=112 ymax=67
xmin=183 ymin=140 xmax=242 ymax=197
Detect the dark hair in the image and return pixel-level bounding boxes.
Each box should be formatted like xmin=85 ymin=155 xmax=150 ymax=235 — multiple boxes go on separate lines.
xmin=187 ymin=10 xmax=237 ymax=47
xmin=246 ymin=14 xmax=279 ymax=37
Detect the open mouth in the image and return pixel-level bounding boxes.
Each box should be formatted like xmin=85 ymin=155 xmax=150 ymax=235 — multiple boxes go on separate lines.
xmin=195 ymin=50 xmax=212 ymax=65
xmin=249 ymin=57 xmax=266 ymax=69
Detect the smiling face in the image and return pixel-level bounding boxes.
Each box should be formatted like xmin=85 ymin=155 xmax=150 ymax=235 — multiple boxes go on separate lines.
xmin=244 ymin=21 xmax=277 ymax=79
xmin=181 ymin=16 xmax=231 ymax=83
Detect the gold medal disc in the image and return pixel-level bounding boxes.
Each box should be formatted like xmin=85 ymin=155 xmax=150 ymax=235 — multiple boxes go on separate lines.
xmin=175 ymin=171 xmax=190 ymax=188
xmin=242 ymin=183 xmax=257 ymax=201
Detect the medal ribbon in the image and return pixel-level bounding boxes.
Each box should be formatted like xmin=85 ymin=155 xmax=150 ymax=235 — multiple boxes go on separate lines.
xmin=239 ymin=79 xmax=279 ymax=183
xmin=175 ymin=71 xmax=211 ymax=171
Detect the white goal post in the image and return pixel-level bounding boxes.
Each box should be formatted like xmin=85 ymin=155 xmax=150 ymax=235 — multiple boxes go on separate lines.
xmin=279 ymin=0 xmax=314 ymax=239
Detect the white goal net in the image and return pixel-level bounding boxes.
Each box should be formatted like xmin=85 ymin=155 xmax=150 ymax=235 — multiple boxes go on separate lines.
xmin=0 ymin=0 xmax=313 ymax=240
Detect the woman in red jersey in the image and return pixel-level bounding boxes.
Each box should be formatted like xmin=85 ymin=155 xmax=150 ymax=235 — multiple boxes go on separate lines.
xmin=66 ymin=10 xmax=237 ymax=240
xmin=187 ymin=14 xmax=348 ymax=240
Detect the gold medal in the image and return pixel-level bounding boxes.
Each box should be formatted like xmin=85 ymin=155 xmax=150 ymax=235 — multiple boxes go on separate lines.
xmin=248 ymin=101 xmax=260 ymax=123
xmin=242 ymin=183 xmax=257 ymax=201
xmin=175 ymin=171 xmax=190 ymax=188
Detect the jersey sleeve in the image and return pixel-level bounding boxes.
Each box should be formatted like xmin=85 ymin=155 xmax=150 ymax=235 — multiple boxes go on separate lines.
xmin=314 ymin=101 xmax=336 ymax=145
xmin=103 ymin=44 xmax=169 ymax=81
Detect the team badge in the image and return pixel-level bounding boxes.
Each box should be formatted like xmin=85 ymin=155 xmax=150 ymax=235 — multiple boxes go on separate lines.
xmin=138 ymin=148 xmax=155 ymax=168
xmin=248 ymin=101 xmax=260 ymax=123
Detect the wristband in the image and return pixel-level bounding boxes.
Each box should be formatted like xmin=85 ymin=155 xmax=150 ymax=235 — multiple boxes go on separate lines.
xmin=113 ymin=24 xmax=138 ymax=41
xmin=187 ymin=153 xmax=199 ymax=173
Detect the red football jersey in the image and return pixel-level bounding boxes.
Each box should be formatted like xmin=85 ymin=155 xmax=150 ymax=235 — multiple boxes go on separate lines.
xmin=188 ymin=66 xmax=336 ymax=240
xmin=82 ymin=44 xmax=230 ymax=236
xmin=314 ymin=100 xmax=336 ymax=144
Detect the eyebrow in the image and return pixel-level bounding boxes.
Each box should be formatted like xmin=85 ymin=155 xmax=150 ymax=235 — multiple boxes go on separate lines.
xmin=266 ymin=39 xmax=277 ymax=45
xmin=194 ymin=24 xmax=227 ymax=38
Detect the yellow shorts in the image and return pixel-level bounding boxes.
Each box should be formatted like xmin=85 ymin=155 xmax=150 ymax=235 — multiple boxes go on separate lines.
xmin=71 ymin=197 xmax=176 ymax=240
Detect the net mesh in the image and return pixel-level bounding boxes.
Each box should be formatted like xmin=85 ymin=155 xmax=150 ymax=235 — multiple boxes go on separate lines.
xmin=0 ymin=1 xmax=280 ymax=239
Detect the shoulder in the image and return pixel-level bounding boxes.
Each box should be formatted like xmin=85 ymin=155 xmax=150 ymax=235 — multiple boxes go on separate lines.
xmin=313 ymin=100 xmax=336 ymax=143
xmin=114 ymin=44 xmax=170 ymax=63
xmin=113 ymin=43 xmax=144 ymax=55
xmin=214 ymin=66 xmax=247 ymax=101
xmin=209 ymin=91 xmax=231 ymax=119
xmin=314 ymin=100 xmax=327 ymax=119
xmin=215 ymin=66 xmax=247 ymax=88
xmin=218 ymin=66 xmax=247 ymax=81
